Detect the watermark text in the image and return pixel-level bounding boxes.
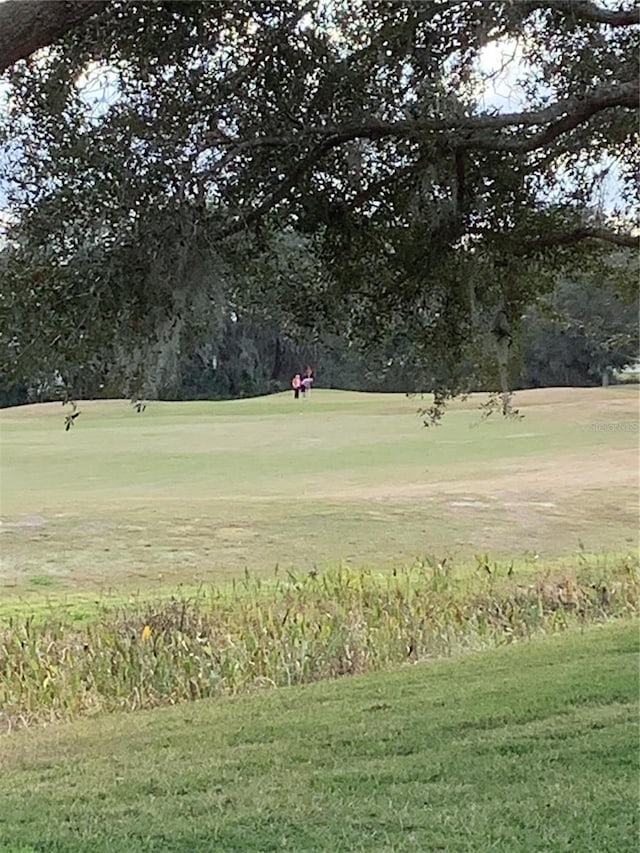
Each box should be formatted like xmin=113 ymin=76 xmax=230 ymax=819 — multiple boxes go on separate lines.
xmin=590 ymin=422 xmax=639 ymax=433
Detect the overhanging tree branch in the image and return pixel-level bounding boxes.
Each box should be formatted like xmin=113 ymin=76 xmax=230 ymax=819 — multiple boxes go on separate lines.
xmin=468 ymin=83 xmax=640 ymax=152
xmin=524 ymin=1 xmax=640 ymax=28
xmin=521 ymin=227 xmax=639 ymax=252
xmin=209 ymin=81 xmax=638 ymax=158
xmin=204 ymin=80 xmax=638 ymax=237
xmin=0 ymin=1 xmax=108 ymax=73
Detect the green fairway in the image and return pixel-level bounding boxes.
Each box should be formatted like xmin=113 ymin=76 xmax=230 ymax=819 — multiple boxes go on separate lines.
xmin=1 ymin=387 xmax=637 ymax=599
xmin=0 ymin=619 xmax=637 ymax=852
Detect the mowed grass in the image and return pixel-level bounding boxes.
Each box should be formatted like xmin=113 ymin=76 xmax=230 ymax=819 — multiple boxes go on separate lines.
xmin=0 ymin=387 xmax=637 ymax=599
xmin=0 ymin=620 xmax=637 ymax=852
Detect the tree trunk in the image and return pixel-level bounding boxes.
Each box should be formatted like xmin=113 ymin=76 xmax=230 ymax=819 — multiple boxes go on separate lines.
xmin=0 ymin=1 xmax=108 ymax=72
xmin=271 ymin=336 xmax=283 ymax=381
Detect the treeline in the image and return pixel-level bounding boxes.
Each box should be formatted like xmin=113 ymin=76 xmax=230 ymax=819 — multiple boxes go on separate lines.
xmin=1 ymin=276 xmax=637 ymax=408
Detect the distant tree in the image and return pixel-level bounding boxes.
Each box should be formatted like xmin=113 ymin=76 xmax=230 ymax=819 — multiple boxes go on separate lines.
xmin=521 ymin=266 xmax=639 ymax=388
xmin=0 ymin=376 xmax=28 ymax=408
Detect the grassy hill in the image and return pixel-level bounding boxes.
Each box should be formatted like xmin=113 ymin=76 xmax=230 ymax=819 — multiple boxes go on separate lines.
xmin=0 ymin=620 xmax=637 ymax=853
xmin=1 ymin=387 xmax=637 ymax=601
xmin=0 ymin=388 xmax=637 ymax=851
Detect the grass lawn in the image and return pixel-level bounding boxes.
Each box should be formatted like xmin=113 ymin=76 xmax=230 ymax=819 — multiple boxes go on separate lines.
xmin=0 ymin=619 xmax=637 ymax=852
xmin=1 ymin=387 xmax=637 ymax=602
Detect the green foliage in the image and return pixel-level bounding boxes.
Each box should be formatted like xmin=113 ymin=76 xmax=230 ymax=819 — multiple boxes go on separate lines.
xmin=521 ymin=266 xmax=640 ymax=387
xmin=0 ymin=2 xmax=637 ymax=401
xmin=4 ymin=263 xmax=636 ymax=403
xmin=1 ymin=556 xmax=638 ymax=729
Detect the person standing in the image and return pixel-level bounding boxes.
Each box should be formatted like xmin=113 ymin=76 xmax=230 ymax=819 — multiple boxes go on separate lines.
xmin=291 ymin=373 xmax=302 ymax=399
xmin=301 ymin=372 xmax=313 ymax=398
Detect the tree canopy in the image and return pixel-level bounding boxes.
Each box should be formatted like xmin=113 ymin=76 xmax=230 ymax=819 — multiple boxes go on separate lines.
xmin=0 ymin=0 xmax=638 ymax=409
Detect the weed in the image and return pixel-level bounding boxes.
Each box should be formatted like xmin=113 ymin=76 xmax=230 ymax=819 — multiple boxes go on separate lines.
xmin=1 ymin=556 xmax=637 ymax=731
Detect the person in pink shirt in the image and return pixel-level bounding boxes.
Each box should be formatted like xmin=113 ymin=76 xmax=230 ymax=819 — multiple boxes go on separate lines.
xmin=291 ymin=373 xmax=302 ymax=399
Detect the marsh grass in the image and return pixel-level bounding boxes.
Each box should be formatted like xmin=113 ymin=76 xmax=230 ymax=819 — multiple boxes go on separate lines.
xmin=2 ymin=555 xmax=638 ymax=731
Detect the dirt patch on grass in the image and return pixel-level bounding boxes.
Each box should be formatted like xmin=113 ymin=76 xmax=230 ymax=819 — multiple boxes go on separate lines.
xmin=216 ymin=525 xmax=257 ymax=541
xmin=321 ymin=448 xmax=637 ymax=503
xmin=0 ymin=516 xmax=47 ymax=530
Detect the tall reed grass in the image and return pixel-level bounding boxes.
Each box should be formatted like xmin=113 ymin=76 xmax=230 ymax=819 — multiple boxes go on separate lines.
xmin=1 ymin=556 xmax=637 ymax=731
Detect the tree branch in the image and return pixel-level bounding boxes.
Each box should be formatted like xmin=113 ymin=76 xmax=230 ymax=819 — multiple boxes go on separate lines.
xmin=0 ymin=1 xmax=108 ymax=73
xmin=521 ymin=227 xmax=639 ymax=252
xmin=208 ymin=79 xmax=638 ymax=239
xmin=217 ymin=138 xmax=341 ymax=238
xmin=528 ymin=1 xmax=640 ymax=27
xmin=467 ymin=82 xmax=640 ymax=152
xmin=211 ymin=81 xmax=638 ymax=159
